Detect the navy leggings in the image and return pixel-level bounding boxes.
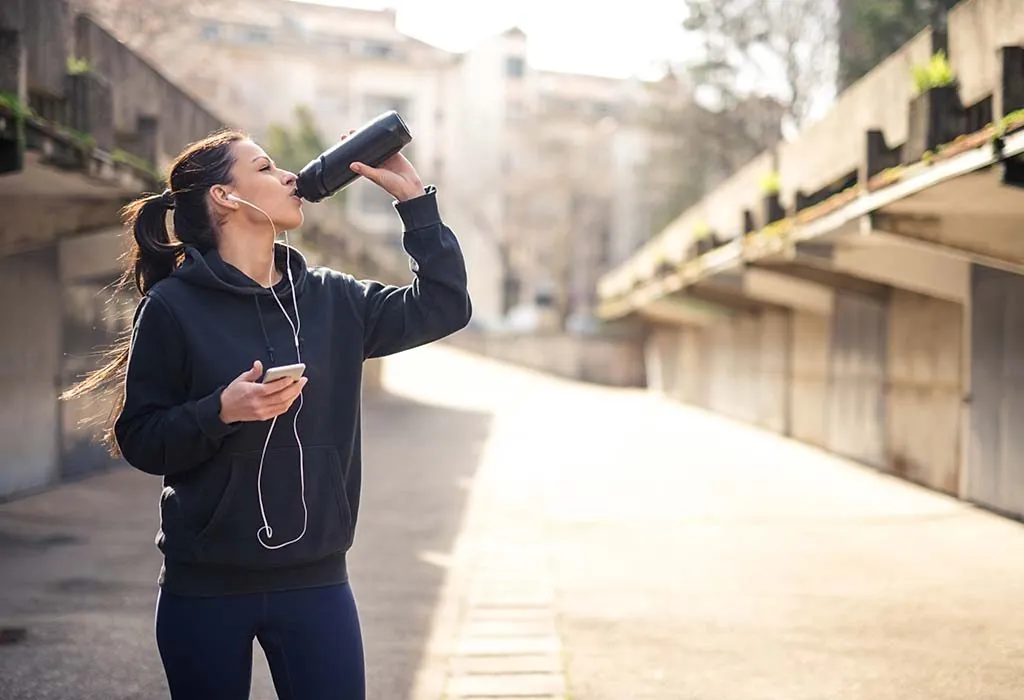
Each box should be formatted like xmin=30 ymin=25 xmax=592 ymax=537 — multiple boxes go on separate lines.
xmin=155 ymin=582 xmax=365 ymax=700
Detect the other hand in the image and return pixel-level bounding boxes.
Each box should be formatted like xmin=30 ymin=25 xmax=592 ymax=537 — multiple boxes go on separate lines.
xmin=219 ymin=360 xmax=307 ymax=424
xmin=340 ymin=129 xmax=424 ymax=201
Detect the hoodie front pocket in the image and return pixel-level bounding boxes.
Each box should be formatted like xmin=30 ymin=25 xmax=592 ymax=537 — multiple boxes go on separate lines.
xmin=193 ymin=444 xmax=352 ymax=568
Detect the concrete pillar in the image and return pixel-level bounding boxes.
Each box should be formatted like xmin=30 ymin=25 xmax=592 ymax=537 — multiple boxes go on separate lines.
xmin=0 ymin=0 xmax=25 ymax=32
xmin=116 ymin=115 xmax=160 ymax=170
xmin=0 ymin=28 xmax=26 ymax=176
xmin=999 ymin=46 xmax=1024 ymax=118
xmin=67 ymin=71 xmax=114 ymax=151
xmin=0 ymin=27 xmax=26 ymax=101
xmin=136 ymin=115 xmax=160 ymax=166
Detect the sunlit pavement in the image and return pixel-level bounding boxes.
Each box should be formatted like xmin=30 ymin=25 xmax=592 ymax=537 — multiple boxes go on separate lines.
xmin=389 ymin=343 xmax=1024 ymax=700
xmin=3 ymin=342 xmax=1024 ymax=699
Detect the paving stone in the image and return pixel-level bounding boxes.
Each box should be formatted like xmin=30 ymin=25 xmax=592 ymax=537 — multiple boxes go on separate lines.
xmin=448 ymin=654 xmax=564 ymax=675
xmin=465 ymin=607 xmax=553 ymax=622
xmin=447 ymin=672 xmax=566 ymax=697
xmin=462 ymin=619 xmax=558 ymax=638
xmin=456 ymin=636 xmax=561 ymax=656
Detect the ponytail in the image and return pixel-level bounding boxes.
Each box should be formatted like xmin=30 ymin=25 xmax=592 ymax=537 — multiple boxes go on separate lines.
xmin=61 ymin=127 xmax=247 ymax=456
xmin=123 ymin=192 xmax=184 ymax=295
xmin=59 ymin=190 xmax=181 ymax=455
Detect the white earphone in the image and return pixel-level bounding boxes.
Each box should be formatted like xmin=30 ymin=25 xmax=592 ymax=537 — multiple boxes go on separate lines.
xmin=226 ymin=190 xmax=306 ymax=551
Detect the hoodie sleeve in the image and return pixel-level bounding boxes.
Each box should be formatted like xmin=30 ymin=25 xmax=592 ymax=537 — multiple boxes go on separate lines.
xmin=349 ymin=186 xmax=473 ymax=359
xmin=114 ymin=294 xmax=241 ymax=476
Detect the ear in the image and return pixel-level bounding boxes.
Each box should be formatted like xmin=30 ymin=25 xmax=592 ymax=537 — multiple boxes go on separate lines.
xmin=209 ymin=185 xmax=239 ymax=210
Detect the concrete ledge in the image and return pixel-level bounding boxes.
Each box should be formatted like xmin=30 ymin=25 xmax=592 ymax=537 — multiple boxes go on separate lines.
xmin=444 ymin=330 xmax=645 ymax=387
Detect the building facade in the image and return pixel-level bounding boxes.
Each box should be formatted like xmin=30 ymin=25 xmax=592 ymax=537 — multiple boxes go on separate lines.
xmin=107 ymin=0 xmax=674 ymax=328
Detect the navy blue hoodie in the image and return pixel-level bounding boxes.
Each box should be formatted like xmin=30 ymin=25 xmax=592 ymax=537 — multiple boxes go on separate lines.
xmin=114 ymin=187 xmax=471 ymax=596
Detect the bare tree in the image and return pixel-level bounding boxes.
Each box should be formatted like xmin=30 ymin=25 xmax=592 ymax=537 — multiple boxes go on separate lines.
xmin=68 ymin=0 xmax=192 ymax=47
xmin=634 ymin=0 xmax=837 ymax=242
xmin=67 ymin=0 xmax=237 ymax=79
xmin=683 ymin=0 xmax=839 ymax=137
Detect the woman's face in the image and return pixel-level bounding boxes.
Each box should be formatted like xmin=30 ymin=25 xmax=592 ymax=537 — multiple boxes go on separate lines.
xmin=224 ymin=139 xmax=304 ymax=231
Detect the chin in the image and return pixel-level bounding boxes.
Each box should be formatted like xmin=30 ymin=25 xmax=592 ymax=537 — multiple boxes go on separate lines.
xmin=277 ymin=209 xmax=304 ymax=230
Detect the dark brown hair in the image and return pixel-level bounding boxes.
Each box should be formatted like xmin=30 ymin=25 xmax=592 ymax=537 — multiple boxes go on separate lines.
xmin=61 ymin=128 xmax=247 ymax=454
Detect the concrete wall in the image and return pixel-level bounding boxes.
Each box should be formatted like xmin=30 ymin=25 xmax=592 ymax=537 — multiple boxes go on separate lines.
xmin=0 ymin=247 xmax=62 ymax=497
xmin=779 ymin=30 xmax=933 ymax=202
xmin=58 ymin=229 xmax=131 ymax=481
xmin=886 ymin=290 xmax=963 ymax=495
xmin=704 ymin=152 xmax=777 ymax=238
xmin=642 ymin=284 xmax=965 ymax=497
xmin=19 ymin=0 xmax=71 ymax=100
xmin=675 ymin=326 xmax=705 ymax=406
xmin=758 ymin=309 xmax=790 ymax=434
xmin=645 ymin=327 xmax=679 ymax=398
xmin=949 ymin=0 xmax=1024 ymax=108
xmin=788 ymin=312 xmax=832 ymax=447
xmin=448 ymin=331 xmax=646 ymax=388
xmin=73 ymin=16 xmax=224 ymax=166
xmin=646 ymin=309 xmax=792 ymax=433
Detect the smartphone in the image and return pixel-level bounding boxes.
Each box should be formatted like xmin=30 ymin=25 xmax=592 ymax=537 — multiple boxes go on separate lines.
xmin=262 ymin=362 xmax=306 ymax=384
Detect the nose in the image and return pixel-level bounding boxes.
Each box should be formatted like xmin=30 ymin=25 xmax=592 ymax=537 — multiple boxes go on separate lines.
xmin=282 ymin=170 xmax=297 ymax=187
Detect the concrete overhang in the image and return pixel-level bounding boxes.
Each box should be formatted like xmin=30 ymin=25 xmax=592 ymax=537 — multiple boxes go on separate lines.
xmin=636 ymin=293 xmax=735 ymax=327
xmin=868 ymin=166 xmax=1024 ymax=268
xmin=599 ymin=128 xmax=1024 ymax=320
xmin=773 ymin=234 xmax=969 ymax=304
xmin=0 ymin=151 xmax=151 ymax=255
xmin=0 ymin=116 xmax=157 ymax=256
xmin=0 ymin=151 xmax=150 ymax=199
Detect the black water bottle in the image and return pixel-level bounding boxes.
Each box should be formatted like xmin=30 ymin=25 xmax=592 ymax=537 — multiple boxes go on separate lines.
xmin=295 ymin=111 xmax=413 ymax=202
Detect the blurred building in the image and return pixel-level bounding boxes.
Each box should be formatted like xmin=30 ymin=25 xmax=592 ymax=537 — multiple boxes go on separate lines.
xmin=102 ymin=0 xmax=675 ymax=329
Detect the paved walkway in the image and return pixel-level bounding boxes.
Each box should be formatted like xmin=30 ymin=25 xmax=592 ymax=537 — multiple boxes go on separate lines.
xmin=3 ymin=343 xmax=1024 ymax=699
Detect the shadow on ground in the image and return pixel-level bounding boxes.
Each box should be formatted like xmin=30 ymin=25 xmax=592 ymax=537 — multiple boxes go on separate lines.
xmin=352 ymin=389 xmax=491 ymax=700
xmin=0 ymin=389 xmax=492 ymax=700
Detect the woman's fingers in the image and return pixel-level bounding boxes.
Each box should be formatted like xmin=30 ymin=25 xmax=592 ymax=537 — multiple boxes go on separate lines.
xmin=263 ymin=377 xmax=301 ymax=397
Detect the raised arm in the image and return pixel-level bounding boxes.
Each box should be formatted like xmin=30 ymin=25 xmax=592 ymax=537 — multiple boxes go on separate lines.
xmin=345 ymin=148 xmax=472 ymax=359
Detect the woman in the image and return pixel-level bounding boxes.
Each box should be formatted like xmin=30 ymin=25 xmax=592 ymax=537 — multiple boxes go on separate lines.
xmin=63 ymin=128 xmax=471 ymax=699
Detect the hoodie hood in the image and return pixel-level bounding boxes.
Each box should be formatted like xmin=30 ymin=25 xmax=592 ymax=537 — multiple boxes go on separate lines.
xmin=173 ymin=242 xmax=309 ymax=302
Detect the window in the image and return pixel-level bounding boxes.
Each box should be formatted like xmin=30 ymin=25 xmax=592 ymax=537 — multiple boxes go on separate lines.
xmin=200 ymin=22 xmax=221 ymax=41
xmin=363 ymin=41 xmax=395 ymax=60
xmin=239 ymin=26 xmax=272 ymax=44
xmin=506 ymin=57 xmax=525 ymax=78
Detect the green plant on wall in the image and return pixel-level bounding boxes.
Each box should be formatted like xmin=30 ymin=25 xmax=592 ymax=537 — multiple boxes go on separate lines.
xmin=0 ymin=91 xmax=32 ymax=155
xmin=0 ymin=92 xmax=32 ymax=120
xmin=992 ymin=109 xmax=1024 ymax=139
xmin=912 ymin=51 xmax=955 ymax=95
xmin=113 ymin=148 xmax=160 ymax=181
xmin=758 ymin=170 xmax=781 ymax=196
xmin=67 ymin=56 xmax=92 ymax=75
